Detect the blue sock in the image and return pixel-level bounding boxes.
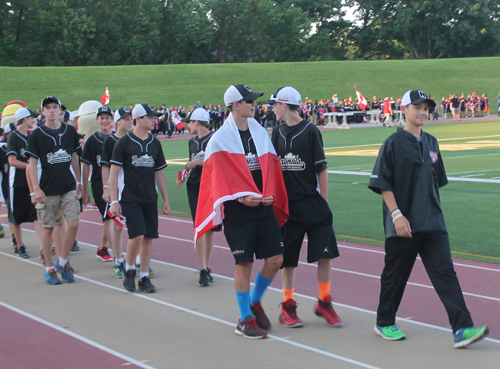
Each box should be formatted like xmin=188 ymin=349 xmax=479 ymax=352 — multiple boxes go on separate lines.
xmin=250 ymin=271 xmax=273 ymax=305
xmin=236 ymin=290 xmax=252 ymax=321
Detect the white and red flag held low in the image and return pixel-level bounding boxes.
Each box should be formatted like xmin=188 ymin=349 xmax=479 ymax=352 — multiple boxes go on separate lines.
xmin=101 ymin=87 xmax=110 ymax=105
xmin=171 ymin=110 xmax=187 ymax=130
xmin=194 ymin=113 xmax=289 ymax=243
xmin=355 ymin=86 xmax=367 ymax=111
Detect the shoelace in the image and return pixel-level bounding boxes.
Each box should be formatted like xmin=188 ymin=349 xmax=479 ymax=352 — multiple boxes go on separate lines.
xmin=248 ymin=319 xmax=261 ymax=331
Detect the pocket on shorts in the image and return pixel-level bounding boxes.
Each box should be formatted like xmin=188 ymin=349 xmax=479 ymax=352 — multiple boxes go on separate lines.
xmin=35 ymin=202 xmax=46 ymax=210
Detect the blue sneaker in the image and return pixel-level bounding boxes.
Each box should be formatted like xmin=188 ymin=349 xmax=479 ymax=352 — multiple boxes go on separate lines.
xmin=113 ymin=261 xmax=124 ymax=278
xmin=454 ymin=326 xmax=489 ymax=348
xmin=55 ymin=260 xmax=75 ymax=283
xmin=135 ymin=263 xmax=154 ymax=277
xmin=44 ymin=268 xmax=62 ymax=285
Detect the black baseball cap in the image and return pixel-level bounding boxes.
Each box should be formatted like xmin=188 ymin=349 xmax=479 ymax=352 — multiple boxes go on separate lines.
xmin=401 ymin=90 xmax=436 ymax=110
xmin=96 ymin=106 xmax=113 ymax=117
xmin=41 ymin=96 xmax=62 ymax=108
xmin=114 ymin=107 xmax=132 ymax=122
xmin=224 ymin=84 xmax=263 ymax=107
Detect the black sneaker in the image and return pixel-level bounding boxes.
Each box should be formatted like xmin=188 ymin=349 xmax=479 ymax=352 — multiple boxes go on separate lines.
xmin=138 ymin=276 xmax=156 ymax=293
xmin=250 ymin=302 xmax=271 ymax=331
xmin=12 ymin=233 xmax=17 ymax=251
xmin=15 ymin=245 xmax=29 ymax=258
xmin=122 ymin=269 xmax=136 ymax=292
xmin=71 ymin=240 xmax=80 ymax=251
xmin=206 ymin=267 xmax=215 ymax=283
xmin=235 ymin=316 xmax=267 ymax=339
xmin=198 ymin=269 xmax=210 ymax=287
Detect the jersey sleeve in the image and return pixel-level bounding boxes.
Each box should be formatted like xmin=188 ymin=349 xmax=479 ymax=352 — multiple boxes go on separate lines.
xmin=72 ymin=127 xmax=80 ymax=154
xmin=435 ymin=141 xmax=448 ymax=188
xmin=25 ymin=131 xmax=39 ymax=159
xmin=6 ymin=133 xmax=19 ymax=158
xmin=100 ymin=138 xmax=112 ymax=167
xmin=311 ymin=127 xmax=327 ymax=172
xmin=110 ymin=136 xmax=126 ymax=167
xmin=80 ymin=136 xmax=92 ymax=164
xmin=368 ymin=137 xmax=394 ymax=194
xmin=154 ymin=140 xmax=167 ymax=171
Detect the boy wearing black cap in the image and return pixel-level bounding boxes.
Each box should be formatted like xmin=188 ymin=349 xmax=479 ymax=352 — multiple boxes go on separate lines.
xmin=194 ymin=84 xmax=289 ymax=339
xmin=269 ymin=87 xmax=343 ymax=329
xmin=26 ymin=96 xmax=82 ymax=285
xmin=7 ymin=108 xmax=40 ymax=258
xmin=109 ymin=104 xmax=170 ymax=293
xmin=368 ymin=89 xmax=489 ymax=348
xmin=81 ymin=106 xmax=114 ymax=262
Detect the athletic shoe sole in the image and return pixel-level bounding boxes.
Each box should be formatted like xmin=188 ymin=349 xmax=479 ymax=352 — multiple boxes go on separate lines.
xmin=454 ymin=327 xmax=489 ymax=348
xmin=234 ymin=329 xmax=267 ymax=339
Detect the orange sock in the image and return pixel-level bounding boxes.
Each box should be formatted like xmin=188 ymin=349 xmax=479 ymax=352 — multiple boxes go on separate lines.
xmin=318 ymin=281 xmax=331 ymax=301
xmin=283 ymin=288 xmax=294 ymax=301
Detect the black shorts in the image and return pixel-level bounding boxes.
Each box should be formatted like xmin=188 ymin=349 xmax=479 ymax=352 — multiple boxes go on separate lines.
xmin=223 ymin=210 xmax=283 ymax=264
xmin=8 ymin=187 xmax=37 ymax=225
xmin=91 ymin=182 xmax=110 ymax=222
xmin=281 ymin=195 xmax=339 ymax=268
xmin=121 ymin=202 xmax=159 ymax=239
xmin=187 ymin=185 xmax=221 ymax=231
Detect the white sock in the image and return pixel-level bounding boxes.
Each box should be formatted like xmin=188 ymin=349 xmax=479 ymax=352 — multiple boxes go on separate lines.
xmin=135 ymin=255 xmax=141 ymax=264
xmin=125 ymin=263 xmax=135 ymax=271
xmin=139 ymin=272 xmax=148 ymax=280
xmin=58 ymin=257 xmax=68 ymax=267
xmin=46 ymin=267 xmax=52 ymax=272
xmin=116 ymin=258 xmax=124 ymax=264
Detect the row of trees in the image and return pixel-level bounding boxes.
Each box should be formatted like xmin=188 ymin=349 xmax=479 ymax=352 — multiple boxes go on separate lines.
xmin=1 ymin=0 xmax=499 ymax=66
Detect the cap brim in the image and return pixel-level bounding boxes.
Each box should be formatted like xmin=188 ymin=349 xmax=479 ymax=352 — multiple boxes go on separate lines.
xmin=246 ymin=92 xmax=264 ymax=101
xmin=260 ymin=99 xmax=276 ymax=105
xmin=147 ymin=112 xmax=162 ymax=117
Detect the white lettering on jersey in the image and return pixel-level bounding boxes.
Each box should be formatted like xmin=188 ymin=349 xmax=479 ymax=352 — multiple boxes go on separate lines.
xmin=47 ymin=149 xmax=72 ymax=164
xmin=20 ymin=148 xmax=26 ymax=158
xmin=96 ymin=154 xmax=102 ymax=166
xmin=131 ymin=154 xmax=155 ymax=167
xmin=191 ymin=150 xmax=205 ymax=162
xmin=280 ymin=153 xmax=306 ymax=171
xmin=246 ymin=152 xmax=261 ymax=171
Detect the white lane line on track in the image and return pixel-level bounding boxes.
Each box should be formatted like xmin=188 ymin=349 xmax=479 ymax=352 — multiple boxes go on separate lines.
xmin=2 ymin=248 xmax=499 ymax=348
xmin=0 ymin=300 xmax=156 ymax=369
xmin=0 ymin=252 xmax=380 ymax=369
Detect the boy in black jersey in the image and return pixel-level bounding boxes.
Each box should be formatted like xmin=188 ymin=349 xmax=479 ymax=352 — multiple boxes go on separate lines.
xmin=81 ymin=106 xmax=114 ymax=262
xmin=368 ymin=89 xmax=488 ymax=348
xmin=175 ymin=108 xmax=218 ymax=287
xmin=269 ymin=87 xmax=343 ymax=329
xmin=0 ymin=123 xmax=17 ymax=247
xmin=7 ymin=108 xmax=40 ymax=258
xmin=109 ymin=104 xmax=170 ymax=293
xmin=101 ymin=107 xmax=134 ymax=277
xmin=26 ymin=96 xmax=82 ymax=285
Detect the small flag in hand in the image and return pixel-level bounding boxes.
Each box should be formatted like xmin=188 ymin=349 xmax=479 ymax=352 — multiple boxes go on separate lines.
xmin=101 ymin=87 xmax=110 ymax=105
xmin=107 ymin=209 xmax=126 ymax=227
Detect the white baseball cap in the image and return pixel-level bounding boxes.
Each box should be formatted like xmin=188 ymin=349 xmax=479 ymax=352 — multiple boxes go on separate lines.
xmin=132 ymin=104 xmax=161 ymax=120
xmin=15 ymin=107 xmax=38 ymax=121
xmin=266 ymin=86 xmax=302 ymax=106
xmin=183 ymin=108 xmax=210 ymax=123
xmin=223 ymin=84 xmax=263 ymax=107
xmin=401 ymin=90 xmax=436 ymax=110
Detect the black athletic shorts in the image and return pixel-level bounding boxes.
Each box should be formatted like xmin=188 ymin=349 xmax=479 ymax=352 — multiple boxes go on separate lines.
xmin=8 ymin=187 xmax=37 ymax=225
xmin=281 ymin=195 xmax=339 ymax=268
xmin=121 ymin=201 xmax=159 ymax=239
xmin=223 ymin=210 xmax=283 ymax=264
xmin=187 ymin=185 xmax=221 ymax=231
xmin=91 ymin=182 xmax=110 ymax=222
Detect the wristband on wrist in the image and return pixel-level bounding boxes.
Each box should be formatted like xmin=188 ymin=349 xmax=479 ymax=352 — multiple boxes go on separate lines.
xmin=103 ymin=185 xmax=109 ymax=189
xmin=77 ymin=182 xmax=83 ymax=185
xmin=391 ymin=208 xmax=403 ymax=223
xmin=30 ymin=192 xmax=35 ymax=197
xmin=238 ymin=197 xmax=243 ymax=203
xmin=110 ymin=200 xmax=119 ymax=205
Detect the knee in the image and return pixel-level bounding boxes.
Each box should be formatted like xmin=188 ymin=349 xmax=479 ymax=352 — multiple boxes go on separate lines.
xmin=266 ymin=254 xmax=283 ymax=270
xmin=67 ymin=220 xmax=79 ymax=233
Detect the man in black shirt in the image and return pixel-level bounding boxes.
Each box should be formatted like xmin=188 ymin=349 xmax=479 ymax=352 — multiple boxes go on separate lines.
xmin=81 ymin=106 xmax=113 ymax=262
xmin=26 ymin=96 xmax=82 ymax=285
xmin=368 ymin=89 xmax=488 ymax=348
xmin=109 ymin=104 xmax=170 ymax=293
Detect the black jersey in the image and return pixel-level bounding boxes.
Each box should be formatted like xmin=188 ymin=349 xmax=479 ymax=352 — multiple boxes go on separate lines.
xmin=26 ymin=123 xmax=80 ymax=196
xmin=7 ymin=130 xmax=30 ymax=188
xmin=272 ymin=120 xmax=327 ymax=202
xmin=368 ymin=128 xmax=448 ymax=238
xmin=100 ymin=133 xmax=119 ymax=167
xmin=223 ymin=129 xmax=271 ymax=219
xmin=186 ymin=132 xmax=214 ymax=188
xmin=0 ymin=144 xmax=9 ymax=199
xmin=81 ymin=131 xmax=110 ymax=183
xmin=110 ymin=132 xmax=167 ymax=204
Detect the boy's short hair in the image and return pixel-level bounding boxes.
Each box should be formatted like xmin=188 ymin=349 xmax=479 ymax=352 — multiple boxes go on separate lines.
xmin=198 ymin=121 xmax=211 ymax=128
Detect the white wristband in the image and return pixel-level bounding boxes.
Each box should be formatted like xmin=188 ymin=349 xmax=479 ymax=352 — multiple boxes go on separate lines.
xmin=77 ymin=182 xmax=83 ymax=185
xmin=110 ymin=200 xmax=119 ymax=205
xmin=103 ymin=185 xmax=109 ymax=189
xmin=30 ymin=192 xmax=35 ymax=197
xmin=392 ymin=213 xmax=403 ymax=223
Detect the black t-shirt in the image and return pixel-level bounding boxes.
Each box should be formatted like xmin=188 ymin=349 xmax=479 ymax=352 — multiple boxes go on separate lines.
xmin=26 ymin=123 xmax=80 ymax=196
xmin=451 ymin=97 xmax=459 ymax=108
xmin=0 ymin=144 xmax=9 ymax=199
xmin=368 ymin=128 xmax=448 ymax=238
xmin=110 ymin=132 xmax=167 ymax=204
xmin=272 ymin=120 xmax=328 ymax=202
xmin=100 ymin=133 xmax=119 ymax=167
xmin=81 ymin=131 xmax=110 ymax=183
xmin=7 ymin=130 xmax=30 ymax=188
xmin=223 ymin=129 xmax=271 ymax=219
xmin=186 ymin=132 xmax=214 ymax=188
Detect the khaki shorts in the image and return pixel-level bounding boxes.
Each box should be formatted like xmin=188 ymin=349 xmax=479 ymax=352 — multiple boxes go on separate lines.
xmin=36 ymin=190 xmax=80 ymax=228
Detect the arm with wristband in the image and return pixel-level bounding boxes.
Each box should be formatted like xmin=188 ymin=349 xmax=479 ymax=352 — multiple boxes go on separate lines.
xmin=381 ymin=190 xmax=412 ymax=238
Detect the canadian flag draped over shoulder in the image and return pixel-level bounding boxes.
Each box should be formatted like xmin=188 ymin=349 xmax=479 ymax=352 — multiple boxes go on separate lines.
xmin=355 ymin=86 xmax=367 ymax=111
xmin=194 ymin=113 xmax=289 ymax=243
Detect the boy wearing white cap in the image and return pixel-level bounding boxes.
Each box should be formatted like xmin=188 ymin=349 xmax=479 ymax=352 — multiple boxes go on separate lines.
xmin=369 ymin=89 xmax=488 ymax=348
xmin=7 ymin=108 xmax=40 ymax=258
xmin=109 ymin=104 xmax=170 ymax=293
xmin=269 ymin=86 xmax=343 ymax=329
xmin=176 ymin=108 xmax=218 ymax=287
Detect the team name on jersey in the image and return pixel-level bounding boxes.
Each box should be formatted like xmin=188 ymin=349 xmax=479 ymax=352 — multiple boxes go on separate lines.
xmin=20 ymin=148 xmax=27 ymax=158
xmin=131 ymin=154 xmax=155 ymax=167
xmin=47 ymin=149 xmax=72 ymax=164
xmin=96 ymin=154 xmax=101 ymax=166
xmin=246 ymin=152 xmax=261 ymax=171
xmin=191 ymin=150 xmax=205 ymax=162
xmin=279 ymin=153 xmax=306 ymax=171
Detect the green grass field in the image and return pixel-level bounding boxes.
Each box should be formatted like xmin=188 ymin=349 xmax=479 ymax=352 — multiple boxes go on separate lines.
xmin=159 ymin=120 xmax=500 ymax=264
xmin=1 ymin=57 xmax=500 ymax=114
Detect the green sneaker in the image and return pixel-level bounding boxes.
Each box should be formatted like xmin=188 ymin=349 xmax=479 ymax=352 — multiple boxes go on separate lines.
xmin=454 ymin=326 xmax=489 ymax=348
xmin=374 ymin=324 xmax=406 ymax=341
xmin=0 ymin=224 xmax=5 ymax=238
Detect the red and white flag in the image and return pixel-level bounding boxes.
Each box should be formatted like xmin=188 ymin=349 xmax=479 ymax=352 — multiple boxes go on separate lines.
xmin=101 ymin=87 xmax=110 ymax=105
xmin=194 ymin=114 xmax=289 ymax=243
xmin=355 ymin=87 xmax=367 ymax=111
xmin=171 ymin=110 xmax=187 ymax=130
